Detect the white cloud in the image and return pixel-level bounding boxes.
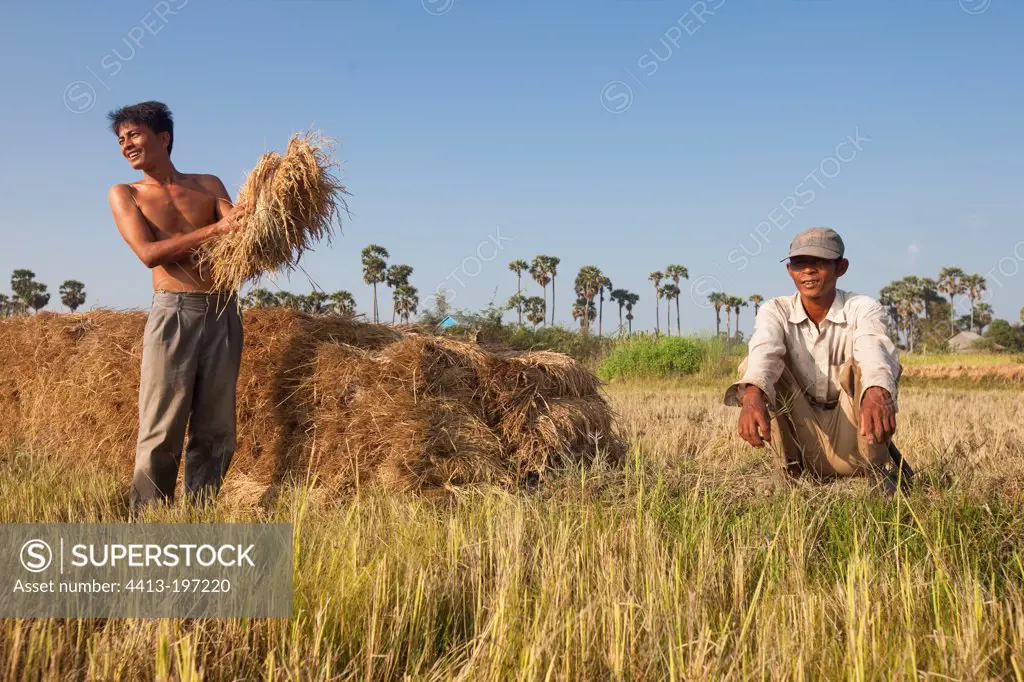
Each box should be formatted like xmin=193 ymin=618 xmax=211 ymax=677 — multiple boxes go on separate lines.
xmin=905 ymin=241 xmax=921 ymax=268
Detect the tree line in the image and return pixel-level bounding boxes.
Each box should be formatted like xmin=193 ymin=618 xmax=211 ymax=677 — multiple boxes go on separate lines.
xmin=505 ymin=259 xmax=639 ymax=336
xmin=504 ymin=258 xmax=768 ymax=342
xmin=241 ymin=288 xmax=357 ymax=316
xmin=880 ymin=267 xmax=1001 ymax=352
xmin=0 ymin=270 xmax=86 ymax=316
xmin=6 ymin=253 xmax=1021 ymax=353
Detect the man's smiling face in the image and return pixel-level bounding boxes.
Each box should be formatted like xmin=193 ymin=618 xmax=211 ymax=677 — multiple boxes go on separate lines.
xmin=786 ymin=256 xmax=849 ymax=300
xmin=116 ymin=122 xmax=168 ymax=170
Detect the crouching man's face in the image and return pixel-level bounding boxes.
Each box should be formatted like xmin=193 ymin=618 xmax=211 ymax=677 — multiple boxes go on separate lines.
xmin=786 ymin=256 xmax=849 ymax=301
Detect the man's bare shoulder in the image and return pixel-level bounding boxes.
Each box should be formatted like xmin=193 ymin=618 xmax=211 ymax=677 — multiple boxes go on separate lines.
xmin=187 ymin=174 xmax=230 ymax=197
xmin=108 ymin=182 xmax=138 ymax=206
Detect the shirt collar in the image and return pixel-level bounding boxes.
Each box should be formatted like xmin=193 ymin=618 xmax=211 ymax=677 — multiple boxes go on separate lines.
xmin=788 ymin=289 xmax=848 ymax=325
xmin=826 ymin=289 xmax=848 ymax=325
xmin=787 ymin=292 xmax=807 ymax=324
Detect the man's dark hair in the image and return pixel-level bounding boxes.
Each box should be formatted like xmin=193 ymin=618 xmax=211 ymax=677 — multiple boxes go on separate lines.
xmin=107 ymin=101 xmax=174 ymax=155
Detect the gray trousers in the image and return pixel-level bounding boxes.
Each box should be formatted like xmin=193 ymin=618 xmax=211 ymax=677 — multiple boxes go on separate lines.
xmin=131 ymin=291 xmax=243 ymax=512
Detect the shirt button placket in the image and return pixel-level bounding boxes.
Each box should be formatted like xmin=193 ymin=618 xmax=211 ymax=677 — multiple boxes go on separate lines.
xmin=814 ymin=327 xmax=827 ymax=400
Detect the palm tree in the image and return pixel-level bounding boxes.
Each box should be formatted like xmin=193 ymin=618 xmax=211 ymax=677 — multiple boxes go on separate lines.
xmin=392 ymin=284 xmax=419 ymax=324
xmin=662 ymin=284 xmax=680 ymax=335
xmin=10 ymin=269 xmax=36 ymax=304
xmin=648 ymin=271 xmax=664 ymax=335
xmin=919 ymin=277 xmax=940 ymax=320
xmin=0 ymin=294 xmax=9 ymax=318
xmin=748 ymin=294 xmax=764 ymax=318
xmin=24 ymin=285 xmax=50 ymax=314
xmin=895 ymin=277 xmax=925 ymax=352
xmin=544 ymin=256 xmax=561 ymax=325
xmin=386 ymin=264 xmax=414 ymax=323
xmin=971 ymin=302 xmax=994 ymax=334
xmin=243 ymin=287 xmax=277 ymax=309
xmin=508 ymin=259 xmax=529 ymax=325
xmin=506 ymin=293 xmax=525 ymax=321
xmin=962 ymin=273 xmax=987 ymax=333
xmin=597 ymin=276 xmax=612 ymax=337
xmin=610 ymin=288 xmax=629 ymax=334
xmin=664 ymin=264 xmax=688 ymax=335
xmin=571 ymin=297 xmax=597 ymax=331
xmin=529 ymin=257 xmax=552 ymax=324
xmin=11 ymin=269 xmax=48 ymax=315
xmin=661 ymin=286 xmax=670 ymax=335
xmin=59 ymin=280 xmax=86 ymax=312
xmin=360 ymin=245 xmax=389 ymax=324
xmin=879 ymin=282 xmax=903 ymax=344
xmin=274 ymin=291 xmax=303 ymax=310
xmin=573 ymin=265 xmax=604 ymax=337
xmin=730 ymin=296 xmax=748 ymax=341
xmin=329 ymin=290 xmax=356 ymax=315
xmin=722 ymin=295 xmax=735 ymax=342
xmin=625 ymin=292 xmax=639 ymax=336
xmin=708 ymin=292 xmax=728 ymax=337
xmin=937 ymin=266 xmax=966 ymax=337
xmin=524 ymin=296 xmax=546 ymax=330
xmin=303 ymin=291 xmax=329 ymax=315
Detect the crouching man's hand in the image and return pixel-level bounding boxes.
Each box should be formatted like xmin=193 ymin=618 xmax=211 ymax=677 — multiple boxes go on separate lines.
xmin=860 ymin=387 xmax=896 ymax=445
xmin=738 ymin=385 xmax=772 ymax=448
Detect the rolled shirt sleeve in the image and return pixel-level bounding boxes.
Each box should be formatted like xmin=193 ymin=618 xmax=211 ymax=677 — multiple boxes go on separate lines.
xmin=851 ymin=301 xmax=901 ymax=406
xmin=724 ymin=303 xmax=787 ymax=407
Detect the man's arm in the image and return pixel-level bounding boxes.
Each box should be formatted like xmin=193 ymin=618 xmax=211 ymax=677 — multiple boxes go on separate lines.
xmin=852 ymin=300 xmax=900 ymax=398
xmin=725 ymin=303 xmax=787 ymax=448
xmin=724 ymin=303 xmax=787 ymax=407
xmin=852 ymin=300 xmax=901 ymax=444
xmin=108 ymin=184 xmax=234 ymax=269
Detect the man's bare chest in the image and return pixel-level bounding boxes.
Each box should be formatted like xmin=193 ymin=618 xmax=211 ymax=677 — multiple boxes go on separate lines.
xmin=133 ymin=184 xmax=218 ymax=238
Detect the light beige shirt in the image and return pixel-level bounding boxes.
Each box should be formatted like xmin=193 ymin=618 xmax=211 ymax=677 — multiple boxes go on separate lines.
xmin=724 ymin=289 xmax=900 ymax=407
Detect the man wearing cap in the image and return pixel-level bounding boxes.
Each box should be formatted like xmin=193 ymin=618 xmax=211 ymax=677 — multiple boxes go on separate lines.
xmin=724 ymin=227 xmax=913 ymax=493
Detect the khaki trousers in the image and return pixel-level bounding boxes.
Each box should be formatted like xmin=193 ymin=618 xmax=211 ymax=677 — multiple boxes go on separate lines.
xmin=740 ymin=358 xmax=892 ymax=479
xmin=131 ymin=291 xmax=243 ymax=512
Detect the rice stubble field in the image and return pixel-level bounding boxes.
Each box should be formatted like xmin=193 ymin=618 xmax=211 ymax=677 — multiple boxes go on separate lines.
xmin=1 ymin=370 xmax=1023 ymax=680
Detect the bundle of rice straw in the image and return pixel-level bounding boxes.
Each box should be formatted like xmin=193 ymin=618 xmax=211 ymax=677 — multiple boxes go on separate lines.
xmin=198 ymin=132 xmax=350 ymax=292
xmin=0 ymin=310 xmax=625 ymax=501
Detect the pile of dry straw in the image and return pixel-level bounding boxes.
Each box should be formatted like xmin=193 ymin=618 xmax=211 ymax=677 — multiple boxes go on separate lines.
xmin=0 ymin=310 xmax=624 ymax=496
xmin=197 ymin=132 xmax=350 ymax=292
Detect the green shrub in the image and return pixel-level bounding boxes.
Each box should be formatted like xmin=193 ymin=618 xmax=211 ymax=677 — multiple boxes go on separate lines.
xmin=503 ymin=326 xmax=613 ymax=359
xmin=597 ymin=336 xmax=706 ymax=380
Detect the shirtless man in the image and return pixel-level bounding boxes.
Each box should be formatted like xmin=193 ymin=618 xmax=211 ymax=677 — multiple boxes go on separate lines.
xmin=107 ymin=101 xmax=244 ymax=514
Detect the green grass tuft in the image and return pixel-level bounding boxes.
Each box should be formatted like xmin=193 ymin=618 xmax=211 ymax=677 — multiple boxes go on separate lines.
xmin=597 ymin=335 xmax=745 ymax=381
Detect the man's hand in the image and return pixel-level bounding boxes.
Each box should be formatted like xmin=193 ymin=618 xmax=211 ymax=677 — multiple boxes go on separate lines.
xmin=860 ymin=386 xmax=896 ymax=445
xmin=215 ymin=201 xmax=248 ymax=235
xmin=738 ymin=385 xmax=772 ymax=448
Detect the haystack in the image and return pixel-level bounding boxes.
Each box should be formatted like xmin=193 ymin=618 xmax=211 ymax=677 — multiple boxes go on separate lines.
xmin=0 ymin=310 xmax=624 ymax=496
xmin=197 ymin=132 xmax=350 ymax=292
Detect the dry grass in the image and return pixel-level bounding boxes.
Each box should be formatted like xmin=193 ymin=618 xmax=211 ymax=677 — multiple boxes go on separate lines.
xmin=0 ymin=310 xmax=623 ymax=497
xmin=1 ymin=319 xmax=1023 ymax=680
xmin=196 ymin=132 xmax=350 ymax=292
xmin=901 ymin=352 xmax=1024 ymax=367
xmin=0 ymin=381 xmax=1022 ymax=680
xmin=903 ymin=362 xmax=1024 ymax=384
xmin=612 ymin=379 xmax=1024 ymax=500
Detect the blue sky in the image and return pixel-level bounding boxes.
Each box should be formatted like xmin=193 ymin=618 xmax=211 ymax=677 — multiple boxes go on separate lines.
xmin=1 ymin=0 xmax=1021 ymax=335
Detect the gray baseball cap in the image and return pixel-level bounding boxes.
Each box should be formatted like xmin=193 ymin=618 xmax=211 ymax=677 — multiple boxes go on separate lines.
xmin=782 ymin=227 xmax=845 ymax=261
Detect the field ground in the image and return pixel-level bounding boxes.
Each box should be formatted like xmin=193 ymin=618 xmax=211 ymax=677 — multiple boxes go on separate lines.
xmin=900 ymin=352 xmax=1024 ymax=367
xmin=1 ymin=374 xmax=1023 ymax=680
